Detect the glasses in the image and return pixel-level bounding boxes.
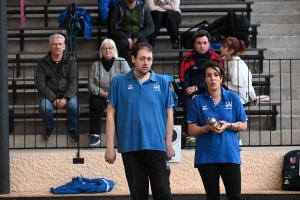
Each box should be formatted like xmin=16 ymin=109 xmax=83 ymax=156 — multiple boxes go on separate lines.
xmin=101 ymin=47 xmax=114 ymax=51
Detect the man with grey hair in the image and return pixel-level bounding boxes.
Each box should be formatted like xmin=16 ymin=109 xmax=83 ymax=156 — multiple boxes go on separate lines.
xmin=35 ymin=33 xmax=80 ymax=142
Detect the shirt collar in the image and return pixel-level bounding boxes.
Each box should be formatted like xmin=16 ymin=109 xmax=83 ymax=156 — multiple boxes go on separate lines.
xmin=128 ymin=69 xmax=156 ymax=82
xmin=203 ymin=87 xmax=228 ymax=102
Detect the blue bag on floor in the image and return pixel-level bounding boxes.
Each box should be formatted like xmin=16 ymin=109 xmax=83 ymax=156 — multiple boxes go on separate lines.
xmin=50 ymin=176 xmax=114 ymax=194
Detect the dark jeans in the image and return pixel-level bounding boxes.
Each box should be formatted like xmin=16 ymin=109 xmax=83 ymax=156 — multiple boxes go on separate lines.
xmin=89 ymin=95 xmax=107 ymax=135
xmin=121 ymin=150 xmax=172 ymax=200
xmin=197 ymin=163 xmax=241 ymax=200
xmin=112 ymin=36 xmax=148 ymax=59
xmin=149 ymin=10 xmax=181 ymax=46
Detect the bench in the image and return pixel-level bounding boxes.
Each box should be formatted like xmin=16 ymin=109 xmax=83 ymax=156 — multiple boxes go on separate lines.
xmin=7 ymin=1 xmax=254 ymax=26
xmin=8 ymin=71 xmax=279 ymax=133
xmin=7 ymin=22 xmax=260 ymax=53
xmin=8 ymin=72 xmax=274 ymax=104
xmin=8 ymin=47 xmax=266 ymax=80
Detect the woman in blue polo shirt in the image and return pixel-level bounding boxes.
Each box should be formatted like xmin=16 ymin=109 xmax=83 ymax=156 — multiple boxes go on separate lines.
xmin=187 ymin=60 xmax=247 ymax=200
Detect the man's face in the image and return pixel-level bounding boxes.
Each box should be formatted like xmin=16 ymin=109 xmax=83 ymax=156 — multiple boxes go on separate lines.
xmin=49 ymin=38 xmax=65 ymax=56
xmin=131 ymin=48 xmax=153 ymax=76
xmin=193 ymin=36 xmax=210 ymax=54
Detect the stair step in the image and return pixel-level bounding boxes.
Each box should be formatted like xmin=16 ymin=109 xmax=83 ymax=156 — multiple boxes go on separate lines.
xmin=252 ymin=2 xmax=300 ymax=14
xmin=257 ymin=36 xmax=300 ymax=48
xmin=258 ymin=24 xmax=300 ymax=36
xmin=252 ymin=13 xmax=300 ymax=24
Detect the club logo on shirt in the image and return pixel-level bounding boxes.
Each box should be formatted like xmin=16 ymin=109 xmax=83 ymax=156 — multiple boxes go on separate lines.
xmin=290 ymin=157 xmax=296 ymax=165
xmin=225 ymin=102 xmax=232 ymax=109
xmin=153 ymin=84 xmax=161 ymax=91
xmin=128 ymin=85 xmax=133 ymax=90
xmin=202 ymin=105 xmax=208 ymax=110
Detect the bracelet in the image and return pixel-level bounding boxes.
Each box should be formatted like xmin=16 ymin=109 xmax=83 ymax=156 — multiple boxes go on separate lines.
xmin=229 ymin=123 xmax=233 ymax=130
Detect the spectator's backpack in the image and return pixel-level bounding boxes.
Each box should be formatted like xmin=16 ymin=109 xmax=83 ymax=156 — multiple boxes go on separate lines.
xmin=181 ymin=10 xmax=250 ymax=49
xmin=282 ymin=150 xmax=300 ymax=190
xmin=162 ymin=74 xmax=180 ymax=112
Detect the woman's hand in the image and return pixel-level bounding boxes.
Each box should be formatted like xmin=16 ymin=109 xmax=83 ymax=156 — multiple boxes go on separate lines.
xmin=208 ymin=120 xmax=228 ymax=134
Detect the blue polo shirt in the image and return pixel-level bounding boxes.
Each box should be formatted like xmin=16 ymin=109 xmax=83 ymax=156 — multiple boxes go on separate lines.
xmin=187 ymin=87 xmax=247 ymax=165
xmin=108 ymin=69 xmax=174 ymax=153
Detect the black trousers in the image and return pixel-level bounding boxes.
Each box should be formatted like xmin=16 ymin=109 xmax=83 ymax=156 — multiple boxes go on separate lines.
xmin=149 ymin=10 xmax=181 ymax=45
xmin=112 ymin=36 xmax=148 ymax=59
xmin=89 ymin=95 xmax=107 ymax=135
xmin=121 ymin=150 xmax=172 ymax=200
xmin=197 ymin=163 xmax=241 ymax=200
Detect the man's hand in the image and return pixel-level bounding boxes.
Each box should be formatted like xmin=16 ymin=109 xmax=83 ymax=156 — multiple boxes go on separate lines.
xmin=128 ymin=38 xmax=133 ymax=50
xmin=185 ymin=85 xmax=197 ymax=96
xmin=132 ymin=38 xmax=138 ymax=48
xmin=53 ymin=99 xmax=60 ymax=108
xmin=166 ymin=145 xmax=175 ymax=160
xmin=105 ymin=147 xmax=116 ymax=164
xmin=57 ymin=98 xmax=67 ymax=109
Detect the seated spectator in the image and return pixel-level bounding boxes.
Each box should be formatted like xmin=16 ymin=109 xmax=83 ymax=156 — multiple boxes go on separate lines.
xmin=109 ymin=0 xmax=154 ymax=59
xmin=97 ymin=0 xmax=121 ymax=26
xmin=221 ymin=37 xmax=256 ymax=106
xmin=88 ymin=39 xmax=130 ymax=146
xmin=145 ymin=0 xmax=181 ymax=49
xmin=35 ymin=33 xmax=80 ymax=142
xmin=179 ymin=30 xmax=223 ymax=146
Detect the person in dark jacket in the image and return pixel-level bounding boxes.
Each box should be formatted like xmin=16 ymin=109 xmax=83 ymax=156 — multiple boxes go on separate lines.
xmin=109 ymin=0 xmax=154 ymax=59
xmin=35 ymin=33 xmax=80 ymax=142
xmin=179 ymin=30 xmax=223 ymax=147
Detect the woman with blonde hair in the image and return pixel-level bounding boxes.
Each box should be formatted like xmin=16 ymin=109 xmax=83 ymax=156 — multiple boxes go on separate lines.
xmin=88 ymin=38 xmax=130 ymax=146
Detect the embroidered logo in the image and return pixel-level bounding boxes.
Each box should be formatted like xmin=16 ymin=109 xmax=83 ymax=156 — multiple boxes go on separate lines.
xmin=153 ymin=84 xmax=161 ymax=91
xmin=192 ymin=66 xmax=197 ymax=69
xmin=290 ymin=157 xmax=296 ymax=165
xmin=225 ymin=102 xmax=232 ymax=109
xmin=128 ymin=85 xmax=133 ymax=90
xmin=202 ymin=105 xmax=208 ymax=110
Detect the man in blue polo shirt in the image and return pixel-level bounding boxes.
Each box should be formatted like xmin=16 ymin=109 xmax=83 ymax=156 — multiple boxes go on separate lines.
xmin=105 ymin=42 xmax=175 ymax=200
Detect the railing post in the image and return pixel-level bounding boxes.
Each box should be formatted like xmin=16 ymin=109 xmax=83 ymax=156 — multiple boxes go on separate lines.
xmin=0 ymin=0 xmax=10 ymax=194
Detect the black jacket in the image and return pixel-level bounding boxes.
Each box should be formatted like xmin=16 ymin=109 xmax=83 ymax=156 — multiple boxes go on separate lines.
xmin=109 ymin=0 xmax=154 ymax=39
xmin=35 ymin=52 xmax=78 ymax=102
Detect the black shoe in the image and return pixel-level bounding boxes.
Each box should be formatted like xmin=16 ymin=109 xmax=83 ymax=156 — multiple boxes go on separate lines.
xmin=68 ymin=130 xmax=80 ymax=142
xmin=42 ymin=129 xmax=53 ymax=141
xmin=89 ymin=134 xmax=100 ymax=146
xmin=172 ymin=41 xmax=179 ymax=49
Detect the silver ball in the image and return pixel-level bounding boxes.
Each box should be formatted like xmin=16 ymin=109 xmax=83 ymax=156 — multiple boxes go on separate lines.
xmin=208 ymin=118 xmax=217 ymax=126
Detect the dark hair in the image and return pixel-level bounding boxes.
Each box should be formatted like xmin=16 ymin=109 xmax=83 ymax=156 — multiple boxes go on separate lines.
xmin=204 ymin=60 xmax=226 ymax=85
xmin=193 ymin=30 xmax=211 ymax=44
xmin=222 ymin=37 xmax=246 ymax=56
xmin=132 ymin=43 xmax=153 ymax=58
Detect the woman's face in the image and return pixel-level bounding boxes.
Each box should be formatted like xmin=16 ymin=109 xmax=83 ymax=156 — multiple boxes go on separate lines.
xmin=220 ymin=43 xmax=233 ymax=59
xmin=101 ymin=42 xmax=114 ymax=60
xmin=205 ymin=67 xmax=223 ymax=91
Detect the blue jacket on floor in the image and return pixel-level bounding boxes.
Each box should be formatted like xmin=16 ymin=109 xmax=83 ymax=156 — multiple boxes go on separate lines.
xmin=50 ymin=176 xmax=115 ymax=194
